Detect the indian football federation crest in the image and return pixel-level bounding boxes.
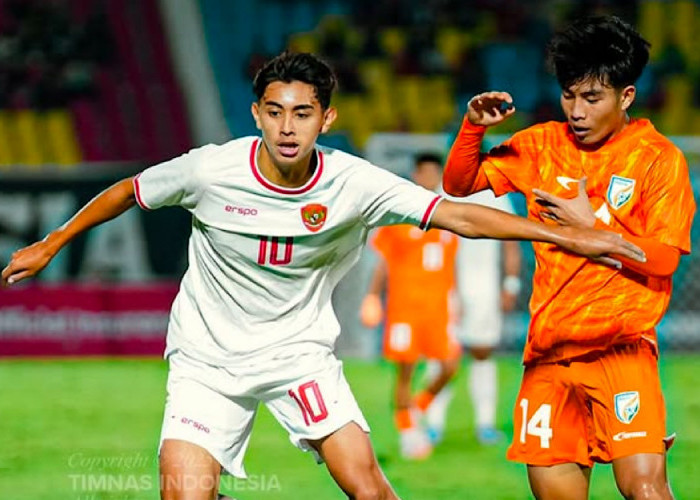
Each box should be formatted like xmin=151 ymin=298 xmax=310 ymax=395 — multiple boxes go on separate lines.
xmin=614 ymin=391 xmax=640 ymax=424
xmin=301 ymin=203 xmax=327 ymax=232
xmin=607 ymin=175 xmax=636 ymax=209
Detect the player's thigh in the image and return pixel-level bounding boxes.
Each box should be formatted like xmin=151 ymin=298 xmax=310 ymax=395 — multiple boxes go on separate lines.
xmin=160 ymin=439 xmax=221 ymax=500
xmin=160 ymin=351 xmax=258 ymax=478
xmin=263 ymin=351 xmax=370 ymax=458
xmin=527 ymin=463 xmax=591 ymax=500
xmin=507 ymin=362 xmax=591 ymax=467
xmin=308 ymin=422 xmax=395 ymax=498
xmin=612 ymin=453 xmax=671 ymax=499
xmin=585 ymin=342 xmax=667 ymax=463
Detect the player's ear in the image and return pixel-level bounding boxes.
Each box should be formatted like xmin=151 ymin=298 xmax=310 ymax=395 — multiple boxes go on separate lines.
xmin=251 ymin=102 xmax=262 ymax=130
xmin=620 ymin=85 xmax=636 ymax=112
xmin=320 ymin=106 xmax=337 ymax=134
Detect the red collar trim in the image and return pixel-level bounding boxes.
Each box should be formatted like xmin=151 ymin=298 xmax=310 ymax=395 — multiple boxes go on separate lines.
xmin=249 ymin=139 xmax=324 ymax=195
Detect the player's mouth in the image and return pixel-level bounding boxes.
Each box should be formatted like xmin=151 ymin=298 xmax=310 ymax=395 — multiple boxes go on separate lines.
xmin=278 ymin=142 xmax=300 ymax=158
xmin=570 ymin=125 xmax=591 ymax=140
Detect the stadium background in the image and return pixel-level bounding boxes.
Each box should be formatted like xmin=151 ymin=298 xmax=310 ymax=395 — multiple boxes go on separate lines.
xmin=1 ymin=1 xmax=699 ymax=498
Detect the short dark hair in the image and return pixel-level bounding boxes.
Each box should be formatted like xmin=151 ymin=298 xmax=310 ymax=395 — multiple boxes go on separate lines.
xmin=414 ymin=152 xmax=443 ymax=168
xmin=252 ymin=51 xmax=338 ymax=109
xmin=546 ymin=16 xmax=650 ymax=90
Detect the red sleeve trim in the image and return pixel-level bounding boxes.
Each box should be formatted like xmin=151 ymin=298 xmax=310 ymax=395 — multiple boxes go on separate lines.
xmin=419 ymin=195 xmax=442 ymax=230
xmin=132 ymin=174 xmax=151 ymax=211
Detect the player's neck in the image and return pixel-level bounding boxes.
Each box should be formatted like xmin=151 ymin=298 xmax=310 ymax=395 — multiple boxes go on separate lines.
xmin=257 ymin=144 xmax=316 ymax=188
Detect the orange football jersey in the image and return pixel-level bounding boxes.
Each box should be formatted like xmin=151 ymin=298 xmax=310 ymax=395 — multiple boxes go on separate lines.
xmin=481 ymin=118 xmax=696 ymax=363
xmin=371 ymin=225 xmax=458 ymax=321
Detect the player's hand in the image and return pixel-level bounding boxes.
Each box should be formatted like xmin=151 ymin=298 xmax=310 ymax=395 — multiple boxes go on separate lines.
xmin=466 ymin=91 xmax=515 ymax=127
xmin=533 ymin=178 xmax=596 ymax=228
xmin=558 ymin=226 xmax=646 ymax=269
xmin=1 ymin=240 xmax=56 ymax=287
xmin=359 ymin=294 xmax=383 ymax=328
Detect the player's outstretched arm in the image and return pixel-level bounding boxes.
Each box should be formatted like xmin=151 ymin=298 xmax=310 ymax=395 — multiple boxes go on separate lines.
xmin=1 ymin=177 xmax=137 ymax=286
xmin=430 ymin=199 xmax=646 ymax=266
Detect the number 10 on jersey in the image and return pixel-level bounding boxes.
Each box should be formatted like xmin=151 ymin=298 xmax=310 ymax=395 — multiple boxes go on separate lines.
xmin=258 ymin=236 xmax=294 ymax=265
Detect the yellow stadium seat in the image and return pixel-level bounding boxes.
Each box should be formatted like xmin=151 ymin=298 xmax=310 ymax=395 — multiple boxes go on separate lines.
xmin=288 ymin=32 xmax=318 ymax=54
xmin=379 ymin=27 xmax=407 ymax=57
xmin=14 ymin=110 xmax=45 ymax=166
xmin=436 ymin=27 xmax=464 ymax=69
xmin=638 ymin=1 xmax=667 ymax=61
xmin=672 ymin=0 xmax=700 ymax=70
xmin=42 ymin=109 xmax=82 ymax=166
xmin=359 ymin=59 xmax=393 ymax=95
xmin=660 ymin=75 xmax=691 ymax=134
xmin=0 ymin=111 xmax=13 ymax=167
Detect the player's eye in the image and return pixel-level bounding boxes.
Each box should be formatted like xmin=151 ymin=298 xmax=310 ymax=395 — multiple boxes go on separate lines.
xmin=296 ymin=113 xmax=310 ymax=119
xmin=267 ymin=110 xmax=280 ymax=117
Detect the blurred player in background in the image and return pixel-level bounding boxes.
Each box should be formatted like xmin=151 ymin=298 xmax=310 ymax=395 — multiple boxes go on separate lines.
xmin=424 ymin=190 xmax=522 ymax=446
xmin=359 ymin=152 xmax=461 ymax=460
xmin=2 ymin=50 xmax=646 ymax=500
xmin=443 ymin=16 xmax=695 ymax=500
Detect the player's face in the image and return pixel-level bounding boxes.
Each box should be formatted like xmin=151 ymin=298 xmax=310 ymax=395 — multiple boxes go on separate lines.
xmin=251 ymin=80 xmax=336 ymax=172
xmin=412 ymin=161 xmax=442 ymax=191
xmin=560 ymin=77 xmax=635 ymax=148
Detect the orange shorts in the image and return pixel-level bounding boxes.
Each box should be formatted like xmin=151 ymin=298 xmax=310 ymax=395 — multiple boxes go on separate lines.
xmin=507 ymin=340 xmax=666 ymax=466
xmin=383 ymin=313 xmax=461 ymax=363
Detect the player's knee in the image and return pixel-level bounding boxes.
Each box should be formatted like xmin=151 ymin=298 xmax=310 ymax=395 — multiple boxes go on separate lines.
xmin=618 ymin=476 xmax=669 ymax=499
xmin=347 ymin=464 xmax=389 ymax=500
xmin=350 ymin=484 xmax=383 ymax=500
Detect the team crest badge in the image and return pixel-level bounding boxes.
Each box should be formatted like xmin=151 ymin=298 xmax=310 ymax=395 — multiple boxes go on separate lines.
xmin=607 ymin=175 xmax=636 ymax=209
xmin=614 ymin=391 xmax=640 ymax=424
xmin=301 ymin=203 xmax=327 ymax=232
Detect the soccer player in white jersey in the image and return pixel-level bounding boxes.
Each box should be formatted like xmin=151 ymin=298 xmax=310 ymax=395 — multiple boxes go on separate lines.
xmin=425 ymin=190 xmax=522 ymax=445
xmin=2 ymin=52 xmax=646 ymax=500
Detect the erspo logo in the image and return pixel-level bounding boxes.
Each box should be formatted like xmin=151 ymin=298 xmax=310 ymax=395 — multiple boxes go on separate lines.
xmin=225 ymin=205 xmax=258 ymax=216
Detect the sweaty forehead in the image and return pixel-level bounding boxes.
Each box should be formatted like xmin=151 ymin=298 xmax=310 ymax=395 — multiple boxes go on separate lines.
xmin=262 ymin=81 xmax=320 ymax=108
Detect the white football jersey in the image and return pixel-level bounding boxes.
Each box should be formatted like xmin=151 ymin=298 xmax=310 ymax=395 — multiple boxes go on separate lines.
xmin=448 ymin=190 xmax=515 ymax=301
xmin=134 ymin=137 xmax=441 ymax=366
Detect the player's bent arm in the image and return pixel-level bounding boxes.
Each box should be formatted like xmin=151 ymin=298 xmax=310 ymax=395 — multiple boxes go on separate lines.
xmin=1 ymin=177 xmax=137 ymax=286
xmin=430 ymin=200 xmax=646 ymax=264
xmin=593 ymin=220 xmax=680 ymax=277
xmin=443 ymin=92 xmax=514 ymax=196
xmin=443 ymin=118 xmax=491 ymax=196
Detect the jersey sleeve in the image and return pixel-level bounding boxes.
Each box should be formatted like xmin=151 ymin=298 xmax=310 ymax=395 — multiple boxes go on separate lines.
xmin=133 ymin=144 xmax=214 ymax=211
xmin=354 ymin=163 xmax=442 ymax=230
xmin=640 ymin=145 xmax=696 ymax=253
xmin=481 ymin=127 xmax=542 ymax=196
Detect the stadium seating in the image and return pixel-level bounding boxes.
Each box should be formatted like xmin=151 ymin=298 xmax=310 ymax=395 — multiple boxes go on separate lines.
xmin=0 ymin=0 xmax=192 ymax=165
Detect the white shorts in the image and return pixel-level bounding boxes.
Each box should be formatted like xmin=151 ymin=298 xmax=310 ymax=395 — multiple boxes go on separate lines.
xmin=159 ymin=349 xmax=370 ymax=477
xmin=458 ymin=294 xmax=502 ymax=348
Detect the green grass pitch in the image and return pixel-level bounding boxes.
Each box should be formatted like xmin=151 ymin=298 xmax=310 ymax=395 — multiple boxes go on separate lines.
xmin=0 ymin=355 xmax=698 ymax=499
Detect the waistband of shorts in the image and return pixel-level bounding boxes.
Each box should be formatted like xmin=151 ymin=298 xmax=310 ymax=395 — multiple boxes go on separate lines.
xmin=525 ymin=333 xmax=658 ymax=367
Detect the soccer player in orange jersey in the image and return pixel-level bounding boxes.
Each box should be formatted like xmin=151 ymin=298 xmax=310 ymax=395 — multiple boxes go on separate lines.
xmin=443 ymin=16 xmax=695 ymax=500
xmin=360 ymin=153 xmax=461 ymax=459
